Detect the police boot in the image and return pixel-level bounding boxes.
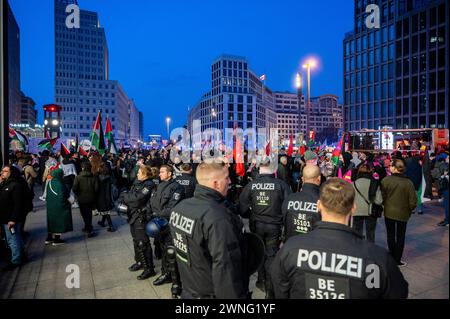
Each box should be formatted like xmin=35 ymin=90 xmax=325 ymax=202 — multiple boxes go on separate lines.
xmin=137 ymin=244 xmax=156 ymax=280
xmin=167 ymin=246 xmax=182 ymax=298
xmin=105 ymin=215 xmax=115 ymax=232
xmin=153 ymin=273 xmax=172 ymax=286
xmin=129 ymin=241 xmax=143 ymax=272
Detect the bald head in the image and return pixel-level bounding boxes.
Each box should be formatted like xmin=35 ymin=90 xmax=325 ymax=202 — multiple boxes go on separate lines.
xmin=196 ymin=163 xmax=230 ymax=197
xmin=302 ymin=164 xmax=321 ymax=185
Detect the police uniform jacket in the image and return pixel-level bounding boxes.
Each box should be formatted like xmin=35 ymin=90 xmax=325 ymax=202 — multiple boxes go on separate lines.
xmin=281 ymin=183 xmax=321 ymax=240
xmin=239 ymin=174 xmax=291 ymax=225
xmin=174 ymin=173 xmax=197 ymax=199
xmin=150 ymin=179 xmax=184 ymax=219
xmin=169 ymin=185 xmax=247 ymax=299
xmin=271 ymin=221 xmax=409 ymax=299
xmin=121 ymin=178 xmax=154 ymax=224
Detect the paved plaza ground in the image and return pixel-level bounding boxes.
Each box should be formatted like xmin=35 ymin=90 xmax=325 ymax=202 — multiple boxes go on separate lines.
xmin=0 ymin=192 xmax=448 ymax=299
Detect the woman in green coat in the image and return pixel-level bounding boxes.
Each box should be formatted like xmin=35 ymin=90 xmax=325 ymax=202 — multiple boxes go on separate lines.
xmin=45 ymin=168 xmax=73 ymax=246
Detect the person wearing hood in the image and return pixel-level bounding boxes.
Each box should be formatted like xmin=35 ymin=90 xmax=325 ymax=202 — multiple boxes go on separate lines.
xmin=61 ymin=155 xmax=78 ymax=192
xmin=96 ymin=163 xmax=115 ymax=232
xmin=72 ymin=161 xmax=99 ymax=237
xmin=0 ymin=166 xmax=25 ymax=270
xmin=45 ymin=168 xmax=73 ymax=246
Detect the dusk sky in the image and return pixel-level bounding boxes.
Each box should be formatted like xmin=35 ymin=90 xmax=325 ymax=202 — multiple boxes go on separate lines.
xmin=10 ymin=0 xmax=354 ymax=137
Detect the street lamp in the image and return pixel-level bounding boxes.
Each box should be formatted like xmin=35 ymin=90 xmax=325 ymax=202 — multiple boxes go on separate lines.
xmin=295 ymin=73 xmax=303 ymax=141
xmin=166 ymin=117 xmax=171 ymax=141
xmin=302 ymin=59 xmax=316 ymax=144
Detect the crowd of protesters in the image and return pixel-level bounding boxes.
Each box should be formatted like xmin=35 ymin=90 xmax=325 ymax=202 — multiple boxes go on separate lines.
xmin=0 ymin=142 xmax=448 ymax=299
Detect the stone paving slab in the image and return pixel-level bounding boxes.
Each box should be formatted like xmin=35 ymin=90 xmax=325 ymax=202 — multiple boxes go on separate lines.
xmin=1 ymin=194 xmax=448 ymax=299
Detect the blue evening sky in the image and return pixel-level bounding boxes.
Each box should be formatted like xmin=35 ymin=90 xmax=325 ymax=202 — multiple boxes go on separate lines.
xmin=10 ymin=0 xmax=354 ymax=137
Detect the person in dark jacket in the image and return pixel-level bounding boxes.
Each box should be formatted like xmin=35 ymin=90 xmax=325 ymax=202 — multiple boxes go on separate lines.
xmin=121 ymin=165 xmax=157 ymax=280
xmin=96 ymin=163 xmax=115 ymax=232
xmin=45 ymin=168 xmax=73 ymax=246
xmin=72 ymin=161 xmax=99 ymax=237
xmin=382 ymin=159 xmax=417 ymax=266
xmin=150 ymin=165 xmax=185 ymax=287
xmin=0 ymin=166 xmax=25 ymax=270
xmin=277 ymin=156 xmax=291 ymax=186
xmin=239 ymin=159 xmax=291 ymax=298
xmin=405 ymin=154 xmax=423 ymax=214
xmin=169 ymin=162 xmax=248 ymax=299
xmin=282 ymin=164 xmax=321 ymax=242
xmin=271 ymin=178 xmax=409 ymax=299
xmin=174 ymin=164 xmax=197 ymax=199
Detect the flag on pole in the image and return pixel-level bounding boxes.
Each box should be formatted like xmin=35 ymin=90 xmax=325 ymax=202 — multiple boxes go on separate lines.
xmin=9 ymin=126 xmax=28 ymax=149
xmin=38 ymin=137 xmax=58 ymax=151
xmin=265 ymin=140 xmax=271 ymax=156
xmin=60 ymin=142 xmax=70 ymax=156
xmin=332 ymin=132 xmax=346 ymax=166
xmin=287 ymin=135 xmax=294 ymax=157
xmin=105 ymin=116 xmax=117 ymax=155
xmin=233 ymin=127 xmax=245 ymax=177
xmin=259 ymin=74 xmax=266 ymax=81
xmin=90 ymin=111 xmax=106 ymax=154
xmin=78 ymin=145 xmax=89 ymax=157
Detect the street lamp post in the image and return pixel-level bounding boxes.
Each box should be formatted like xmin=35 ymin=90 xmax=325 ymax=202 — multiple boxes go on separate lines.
xmin=166 ymin=117 xmax=171 ymax=142
xmin=295 ymin=73 xmax=303 ymax=143
xmin=302 ymin=60 xmax=316 ymax=144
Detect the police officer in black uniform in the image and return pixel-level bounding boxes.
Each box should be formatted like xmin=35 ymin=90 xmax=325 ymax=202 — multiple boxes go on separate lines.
xmin=169 ymin=162 xmax=248 ymax=299
xmin=239 ymin=158 xmax=291 ymax=298
xmin=174 ymin=164 xmax=197 ymax=199
xmin=282 ymin=165 xmax=322 ymax=241
xmin=150 ymin=164 xmax=185 ymax=286
xmin=121 ymin=165 xmax=156 ymax=280
xmin=272 ymin=178 xmax=409 ymax=299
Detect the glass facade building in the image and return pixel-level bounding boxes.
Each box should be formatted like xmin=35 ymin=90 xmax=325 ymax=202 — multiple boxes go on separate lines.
xmin=343 ymin=0 xmax=448 ymax=131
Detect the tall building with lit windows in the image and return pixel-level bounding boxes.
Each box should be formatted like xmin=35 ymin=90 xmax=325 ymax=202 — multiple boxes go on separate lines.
xmin=54 ymin=0 xmax=139 ymax=142
xmin=187 ymin=55 xmax=277 ymax=142
xmin=343 ymin=0 xmax=448 ymax=131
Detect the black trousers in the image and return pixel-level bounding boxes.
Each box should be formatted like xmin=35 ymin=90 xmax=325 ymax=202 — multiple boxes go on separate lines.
xmin=78 ymin=203 xmax=94 ymax=232
xmin=253 ymin=221 xmax=281 ymax=296
xmin=384 ymin=217 xmax=408 ymax=263
xmin=159 ymin=231 xmax=173 ymax=274
xmin=352 ymin=216 xmax=378 ymax=243
xmin=130 ymin=218 xmax=154 ymax=269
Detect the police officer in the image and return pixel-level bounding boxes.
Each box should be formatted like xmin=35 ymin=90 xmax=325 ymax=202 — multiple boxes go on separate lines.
xmin=174 ymin=164 xmax=197 ymax=199
xmin=169 ymin=162 xmax=248 ymax=299
xmin=282 ymin=165 xmax=321 ymax=241
xmin=271 ymin=178 xmax=409 ymax=299
xmin=150 ymin=164 xmax=185 ymax=286
xmin=121 ymin=165 xmax=156 ymax=280
xmin=239 ymin=158 xmax=291 ymax=298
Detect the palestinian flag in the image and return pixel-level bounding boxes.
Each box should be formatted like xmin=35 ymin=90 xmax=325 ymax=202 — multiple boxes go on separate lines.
xmin=233 ymin=126 xmax=245 ymax=177
xmin=60 ymin=142 xmax=70 ymax=156
xmin=105 ymin=116 xmax=117 ymax=155
xmin=90 ymin=111 xmax=106 ymax=154
xmin=38 ymin=137 xmax=58 ymax=151
xmin=78 ymin=145 xmax=89 ymax=157
xmin=287 ymin=135 xmax=294 ymax=157
xmin=332 ymin=132 xmax=346 ymax=166
xmin=9 ymin=126 xmax=29 ymax=149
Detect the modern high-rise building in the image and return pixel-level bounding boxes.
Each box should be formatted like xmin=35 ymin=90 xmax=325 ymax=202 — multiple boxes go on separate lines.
xmin=54 ymin=0 xmax=138 ymax=142
xmin=7 ymin=3 xmax=20 ymax=125
xmin=274 ymin=91 xmax=306 ymax=140
xmin=274 ymin=92 xmax=343 ymax=142
xmin=310 ymin=94 xmax=344 ymax=141
xmin=187 ymin=55 xmax=277 ymax=143
xmin=20 ymin=91 xmax=37 ymax=126
xmin=128 ymin=99 xmax=140 ymax=142
xmin=343 ymin=0 xmax=448 ymax=131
